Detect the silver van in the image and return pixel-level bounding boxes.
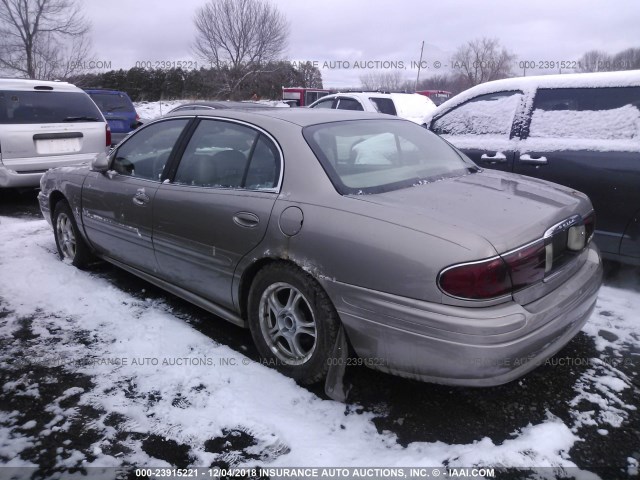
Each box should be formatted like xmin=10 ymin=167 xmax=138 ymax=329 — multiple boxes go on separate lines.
xmin=0 ymin=78 xmax=110 ymax=188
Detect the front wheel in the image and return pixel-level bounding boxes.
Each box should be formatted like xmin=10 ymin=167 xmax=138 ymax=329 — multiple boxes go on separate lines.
xmin=53 ymin=200 xmax=93 ymax=268
xmin=248 ymin=263 xmax=340 ymax=384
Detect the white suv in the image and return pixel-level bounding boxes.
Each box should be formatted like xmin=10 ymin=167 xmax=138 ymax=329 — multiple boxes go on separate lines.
xmin=0 ymin=78 xmax=110 ymax=188
xmin=308 ymin=92 xmax=436 ymax=125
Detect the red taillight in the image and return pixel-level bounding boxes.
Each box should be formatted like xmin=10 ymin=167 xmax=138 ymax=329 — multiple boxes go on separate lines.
xmin=583 ymin=212 xmax=595 ymax=243
xmin=439 ymin=257 xmax=512 ymax=300
xmin=106 ymin=124 xmax=112 ymax=146
xmin=439 ymin=241 xmax=546 ymax=300
xmin=502 ymin=240 xmax=546 ymax=290
xmin=440 ymin=214 xmax=595 ymax=301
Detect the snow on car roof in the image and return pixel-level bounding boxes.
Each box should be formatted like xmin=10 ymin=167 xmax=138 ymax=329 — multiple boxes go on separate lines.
xmin=431 ymin=70 xmax=640 ymax=117
xmin=0 ymin=78 xmax=78 ymax=91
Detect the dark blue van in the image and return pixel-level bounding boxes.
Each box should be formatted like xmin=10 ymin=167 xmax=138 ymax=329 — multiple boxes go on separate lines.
xmin=84 ymin=89 xmax=140 ymax=145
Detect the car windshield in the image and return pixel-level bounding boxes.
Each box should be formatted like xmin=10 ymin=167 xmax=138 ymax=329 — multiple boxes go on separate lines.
xmin=89 ymin=92 xmax=134 ymax=112
xmin=0 ymin=90 xmax=103 ymax=124
xmin=303 ymin=119 xmax=476 ymax=194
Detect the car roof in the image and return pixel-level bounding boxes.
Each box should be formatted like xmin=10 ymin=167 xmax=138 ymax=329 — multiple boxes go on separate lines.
xmin=0 ymin=78 xmax=81 ymax=92
xmin=173 ymin=100 xmax=273 ymax=110
xmin=164 ymin=107 xmax=400 ymax=127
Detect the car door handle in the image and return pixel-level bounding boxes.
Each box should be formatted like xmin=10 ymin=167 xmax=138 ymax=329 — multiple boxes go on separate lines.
xmin=520 ymin=154 xmax=548 ymax=165
xmin=233 ymin=212 xmax=260 ymax=228
xmin=132 ymin=189 xmax=150 ymax=206
xmin=479 ymin=152 xmax=507 ymax=163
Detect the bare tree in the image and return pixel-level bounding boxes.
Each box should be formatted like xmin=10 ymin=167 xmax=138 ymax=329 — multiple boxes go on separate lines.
xmin=360 ymin=71 xmax=405 ymax=91
xmin=193 ymin=0 xmax=289 ymax=96
xmin=577 ymin=50 xmax=613 ymax=72
xmin=407 ymin=73 xmax=467 ymax=95
xmin=451 ymin=37 xmax=515 ymax=88
xmin=0 ymin=0 xmax=91 ymax=79
xmin=297 ymin=61 xmax=323 ymax=88
xmin=611 ymin=48 xmax=640 ymax=71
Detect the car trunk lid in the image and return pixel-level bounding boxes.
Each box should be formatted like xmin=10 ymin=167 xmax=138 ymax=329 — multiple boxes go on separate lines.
xmin=349 ymin=169 xmax=592 ymax=255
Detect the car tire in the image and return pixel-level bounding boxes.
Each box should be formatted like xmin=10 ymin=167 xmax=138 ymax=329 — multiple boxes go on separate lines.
xmin=248 ymin=263 xmax=340 ymax=385
xmin=53 ymin=200 xmax=93 ymax=269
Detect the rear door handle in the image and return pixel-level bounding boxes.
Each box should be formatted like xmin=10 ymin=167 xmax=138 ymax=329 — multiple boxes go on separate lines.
xmin=520 ymin=154 xmax=548 ymax=165
xmin=233 ymin=212 xmax=259 ymax=228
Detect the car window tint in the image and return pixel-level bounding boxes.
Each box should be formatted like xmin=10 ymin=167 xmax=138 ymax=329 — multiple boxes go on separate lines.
xmin=0 ymin=90 xmax=102 ymax=124
xmin=311 ymin=98 xmax=334 ymax=109
xmin=369 ymin=97 xmax=397 ymax=115
xmin=304 ymin=119 xmax=474 ymax=194
xmin=174 ymin=119 xmax=259 ymax=188
xmin=431 ymin=91 xmax=523 ymax=136
xmin=337 ymin=98 xmax=364 ymax=111
xmin=527 ymin=87 xmax=640 ymax=140
xmin=112 ymin=119 xmax=189 ymax=180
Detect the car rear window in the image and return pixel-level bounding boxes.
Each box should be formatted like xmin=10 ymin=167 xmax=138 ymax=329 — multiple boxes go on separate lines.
xmin=0 ymin=90 xmax=103 ymax=124
xmin=88 ymin=92 xmax=135 ymax=113
xmin=303 ymin=119 xmax=475 ymax=194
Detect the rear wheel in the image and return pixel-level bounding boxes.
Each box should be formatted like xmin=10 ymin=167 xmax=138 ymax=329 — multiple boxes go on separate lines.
xmin=248 ymin=263 xmax=340 ymax=384
xmin=53 ymin=200 xmax=93 ymax=268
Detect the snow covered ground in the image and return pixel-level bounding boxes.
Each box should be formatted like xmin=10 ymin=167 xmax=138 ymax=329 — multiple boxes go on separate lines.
xmin=135 ymin=100 xmax=185 ymax=121
xmin=0 ymin=215 xmax=638 ymax=478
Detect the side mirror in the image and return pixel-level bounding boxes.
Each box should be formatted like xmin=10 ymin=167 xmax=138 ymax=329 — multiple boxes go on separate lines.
xmin=91 ymin=152 xmax=110 ymax=172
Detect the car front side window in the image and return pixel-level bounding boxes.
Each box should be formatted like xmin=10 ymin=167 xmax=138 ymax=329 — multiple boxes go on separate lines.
xmin=311 ymin=98 xmax=335 ymax=109
xmin=336 ymin=98 xmax=365 ymax=111
xmin=431 ymin=91 xmax=523 ymax=137
xmin=111 ymin=119 xmax=189 ymax=181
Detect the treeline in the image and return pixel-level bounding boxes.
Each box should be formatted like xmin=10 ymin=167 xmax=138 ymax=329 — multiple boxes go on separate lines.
xmin=68 ymin=60 xmax=323 ymax=102
xmin=364 ymin=41 xmax=640 ymax=97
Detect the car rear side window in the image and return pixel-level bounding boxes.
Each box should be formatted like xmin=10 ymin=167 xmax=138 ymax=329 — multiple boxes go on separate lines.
xmin=526 ymin=87 xmax=640 ymax=142
xmin=0 ymin=90 xmax=103 ymax=124
xmin=112 ymin=119 xmax=189 ymax=181
xmin=173 ymin=119 xmax=280 ymax=190
xmin=431 ymin=91 xmax=523 ymax=137
xmin=369 ymin=97 xmax=397 ymax=115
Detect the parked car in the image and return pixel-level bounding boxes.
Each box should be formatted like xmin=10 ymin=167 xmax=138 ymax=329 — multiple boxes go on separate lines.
xmin=39 ymin=109 xmax=602 ymax=390
xmin=84 ymin=89 xmax=140 ymax=145
xmin=0 ymin=79 xmax=110 ymax=189
xmin=424 ymin=70 xmax=640 ymax=266
xmin=308 ymin=92 xmax=436 ymax=125
xmin=167 ymin=100 xmax=280 ymax=114
xmin=416 ymin=89 xmax=452 ymax=106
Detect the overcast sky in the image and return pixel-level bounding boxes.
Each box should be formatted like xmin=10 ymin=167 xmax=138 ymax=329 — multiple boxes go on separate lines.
xmin=85 ymin=0 xmax=640 ymax=88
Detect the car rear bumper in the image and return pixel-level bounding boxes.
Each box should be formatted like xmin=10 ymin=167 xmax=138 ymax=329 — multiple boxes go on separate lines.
xmin=0 ymin=166 xmax=46 ymax=188
xmin=0 ymin=155 xmax=96 ymax=188
xmin=321 ymin=244 xmax=602 ymax=386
